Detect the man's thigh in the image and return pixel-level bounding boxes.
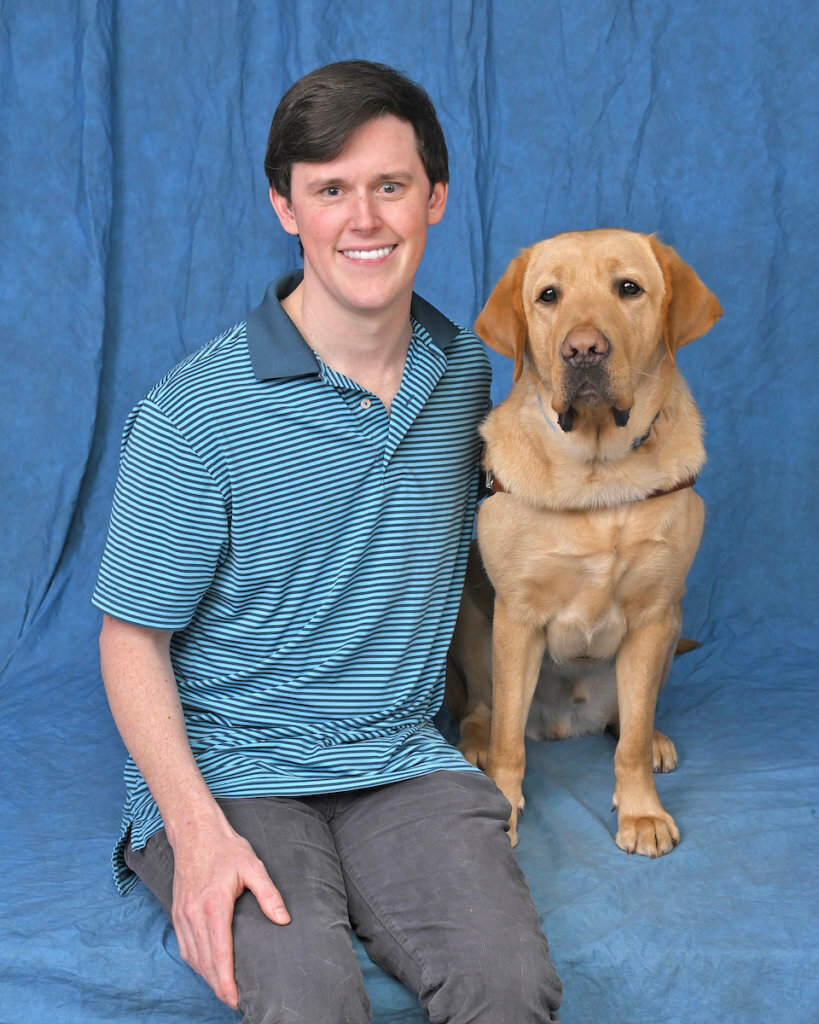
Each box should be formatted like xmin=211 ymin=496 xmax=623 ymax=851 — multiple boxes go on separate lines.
xmin=332 ymin=771 xmax=562 ymax=1024
xmin=126 ymin=796 xmax=371 ymax=1024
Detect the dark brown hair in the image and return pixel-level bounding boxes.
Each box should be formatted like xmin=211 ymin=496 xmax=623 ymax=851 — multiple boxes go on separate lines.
xmin=264 ymin=60 xmax=449 ymax=200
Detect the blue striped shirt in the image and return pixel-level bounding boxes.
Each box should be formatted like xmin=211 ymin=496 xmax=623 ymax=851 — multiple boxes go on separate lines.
xmin=93 ymin=272 xmax=492 ymax=893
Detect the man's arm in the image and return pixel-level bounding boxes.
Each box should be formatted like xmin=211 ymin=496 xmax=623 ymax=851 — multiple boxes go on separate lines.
xmin=99 ymin=614 xmax=290 ymax=1010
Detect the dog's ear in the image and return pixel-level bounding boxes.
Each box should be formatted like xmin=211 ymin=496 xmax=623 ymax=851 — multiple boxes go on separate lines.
xmin=474 ymin=249 xmax=531 ymax=381
xmin=648 ymin=235 xmax=723 ymax=361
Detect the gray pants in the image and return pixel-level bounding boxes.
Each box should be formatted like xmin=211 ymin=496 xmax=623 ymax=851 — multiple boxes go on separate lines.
xmin=125 ymin=769 xmax=562 ymax=1023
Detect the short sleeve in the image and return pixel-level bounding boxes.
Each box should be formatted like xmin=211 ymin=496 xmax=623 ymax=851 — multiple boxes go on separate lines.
xmin=92 ymin=398 xmax=229 ymax=629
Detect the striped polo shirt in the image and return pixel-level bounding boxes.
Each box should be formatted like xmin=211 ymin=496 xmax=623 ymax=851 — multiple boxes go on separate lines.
xmin=93 ymin=271 xmax=492 ymax=893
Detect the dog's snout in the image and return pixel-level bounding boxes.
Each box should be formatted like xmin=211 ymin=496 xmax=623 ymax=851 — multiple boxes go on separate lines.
xmin=561 ymin=326 xmax=610 ymax=367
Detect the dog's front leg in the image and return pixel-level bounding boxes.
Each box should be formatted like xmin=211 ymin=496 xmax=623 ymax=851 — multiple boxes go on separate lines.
xmin=486 ymin=599 xmax=547 ymax=846
xmin=612 ymin=615 xmax=680 ymax=857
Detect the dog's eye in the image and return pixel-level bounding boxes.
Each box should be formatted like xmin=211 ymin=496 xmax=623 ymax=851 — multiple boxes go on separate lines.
xmin=538 ymin=287 xmax=559 ymax=304
xmin=619 ymin=280 xmax=643 ymax=298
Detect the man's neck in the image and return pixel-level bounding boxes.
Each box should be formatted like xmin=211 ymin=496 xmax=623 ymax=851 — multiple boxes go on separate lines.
xmin=281 ymin=280 xmax=412 ymax=412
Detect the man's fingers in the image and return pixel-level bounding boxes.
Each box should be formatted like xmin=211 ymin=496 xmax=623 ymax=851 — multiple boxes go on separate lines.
xmin=169 ymin=841 xmax=285 ymax=1010
xmin=174 ymin=896 xmax=240 ymax=1010
xmin=204 ymin=903 xmax=239 ymax=1009
xmin=248 ymin=865 xmax=291 ymax=926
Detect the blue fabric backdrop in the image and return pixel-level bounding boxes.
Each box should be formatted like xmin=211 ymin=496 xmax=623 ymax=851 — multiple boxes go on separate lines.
xmin=1 ymin=2 xmax=817 ymax=1022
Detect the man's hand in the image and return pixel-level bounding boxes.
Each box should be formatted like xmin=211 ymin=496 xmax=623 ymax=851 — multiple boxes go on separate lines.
xmin=170 ymin=820 xmax=291 ymax=1010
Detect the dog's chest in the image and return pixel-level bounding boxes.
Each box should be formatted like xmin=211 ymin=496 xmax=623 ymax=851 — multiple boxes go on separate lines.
xmin=485 ymin=500 xmax=672 ymax=662
xmin=545 ymin=562 xmax=627 ymax=663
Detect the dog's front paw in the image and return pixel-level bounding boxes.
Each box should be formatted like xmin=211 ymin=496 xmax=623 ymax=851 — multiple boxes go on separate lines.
xmin=500 ymin=785 xmax=525 ymax=847
xmin=506 ymin=795 xmax=526 ymax=847
xmin=651 ymin=729 xmax=677 ymax=773
xmin=486 ymin=760 xmax=526 ymax=846
xmin=614 ymin=810 xmax=680 ymax=857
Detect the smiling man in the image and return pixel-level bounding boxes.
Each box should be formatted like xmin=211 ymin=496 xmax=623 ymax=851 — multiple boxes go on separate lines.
xmin=94 ymin=61 xmax=561 ymax=1023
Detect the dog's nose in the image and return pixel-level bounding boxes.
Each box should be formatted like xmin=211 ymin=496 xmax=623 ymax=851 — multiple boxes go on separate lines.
xmin=561 ymin=326 xmax=610 ymax=366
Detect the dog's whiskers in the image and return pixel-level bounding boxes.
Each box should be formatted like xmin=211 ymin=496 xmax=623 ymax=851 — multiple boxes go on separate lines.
xmin=630 ymin=368 xmax=663 ymax=383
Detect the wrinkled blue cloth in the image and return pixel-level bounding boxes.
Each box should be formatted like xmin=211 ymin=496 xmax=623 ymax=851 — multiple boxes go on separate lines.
xmin=1 ymin=2 xmax=816 ymax=1022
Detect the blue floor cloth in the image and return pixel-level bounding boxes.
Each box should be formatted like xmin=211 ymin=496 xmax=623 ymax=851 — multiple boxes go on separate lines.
xmin=1 ymin=2 xmax=817 ymax=1022
xmin=4 ymin=636 xmax=816 ymax=1022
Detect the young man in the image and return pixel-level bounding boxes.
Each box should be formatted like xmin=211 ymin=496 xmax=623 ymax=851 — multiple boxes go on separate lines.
xmin=95 ymin=61 xmax=562 ymax=1023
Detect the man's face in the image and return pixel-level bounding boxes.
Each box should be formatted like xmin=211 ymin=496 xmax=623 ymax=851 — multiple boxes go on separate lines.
xmin=270 ymin=115 xmax=447 ymax=321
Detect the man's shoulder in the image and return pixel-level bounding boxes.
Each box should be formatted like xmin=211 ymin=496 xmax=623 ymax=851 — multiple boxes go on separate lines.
xmin=145 ymin=320 xmax=251 ymax=412
xmin=118 ymin=321 xmax=254 ymax=461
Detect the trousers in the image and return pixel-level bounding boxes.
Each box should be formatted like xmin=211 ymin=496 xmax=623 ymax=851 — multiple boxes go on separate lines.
xmin=125 ymin=769 xmax=562 ymax=1023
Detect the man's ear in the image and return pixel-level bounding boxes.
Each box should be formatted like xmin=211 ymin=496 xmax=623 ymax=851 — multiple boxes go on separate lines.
xmin=474 ymin=248 xmax=531 ymax=382
xmin=269 ymin=186 xmax=299 ymax=236
xmin=427 ymin=181 xmax=448 ymax=226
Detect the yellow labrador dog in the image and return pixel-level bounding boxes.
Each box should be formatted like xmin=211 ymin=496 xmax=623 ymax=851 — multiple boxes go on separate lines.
xmin=447 ymin=229 xmax=722 ymax=857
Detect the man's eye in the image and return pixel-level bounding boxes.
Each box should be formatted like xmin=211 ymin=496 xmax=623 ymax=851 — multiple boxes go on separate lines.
xmin=323 ymin=186 xmax=341 ymax=198
xmin=380 ymin=182 xmax=399 ymax=194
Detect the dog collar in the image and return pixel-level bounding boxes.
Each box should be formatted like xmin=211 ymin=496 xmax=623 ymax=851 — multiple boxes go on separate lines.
xmin=485 ymin=406 xmax=695 ymax=503
xmin=483 ymin=469 xmax=698 ymax=503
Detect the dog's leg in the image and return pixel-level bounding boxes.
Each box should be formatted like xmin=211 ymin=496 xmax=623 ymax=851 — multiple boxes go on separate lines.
xmin=458 ymin=702 xmax=492 ymax=769
xmin=607 ymin=722 xmax=677 ymax=773
xmin=650 ymin=636 xmax=678 ymax=772
xmin=612 ymin=615 xmax=680 ymax=857
xmin=486 ymin=599 xmax=547 ymax=847
xmin=449 ymin=584 xmax=495 ymax=768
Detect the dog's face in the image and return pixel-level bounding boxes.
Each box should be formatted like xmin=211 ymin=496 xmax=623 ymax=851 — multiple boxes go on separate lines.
xmin=475 ymin=230 xmax=722 ymax=428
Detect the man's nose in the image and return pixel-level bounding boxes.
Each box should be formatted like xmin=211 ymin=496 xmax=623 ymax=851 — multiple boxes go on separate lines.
xmin=349 ymin=192 xmax=379 ymax=230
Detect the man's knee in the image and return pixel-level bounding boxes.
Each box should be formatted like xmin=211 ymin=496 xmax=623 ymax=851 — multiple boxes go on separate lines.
xmin=232 ymin=889 xmax=371 ymax=1024
xmin=238 ymin=952 xmax=371 ymax=1024
xmin=423 ymin=930 xmax=562 ymax=1024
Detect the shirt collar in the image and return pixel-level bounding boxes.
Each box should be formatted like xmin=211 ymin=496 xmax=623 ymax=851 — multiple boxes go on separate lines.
xmin=246 ymin=270 xmax=461 ymax=383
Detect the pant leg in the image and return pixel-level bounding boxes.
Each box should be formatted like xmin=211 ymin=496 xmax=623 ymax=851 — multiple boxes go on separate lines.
xmin=330 ymin=770 xmax=562 ymax=1024
xmin=126 ymin=796 xmax=371 ymax=1024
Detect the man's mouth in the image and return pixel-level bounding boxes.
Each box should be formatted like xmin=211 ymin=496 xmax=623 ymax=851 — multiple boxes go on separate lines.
xmin=341 ymin=245 xmax=396 ymax=261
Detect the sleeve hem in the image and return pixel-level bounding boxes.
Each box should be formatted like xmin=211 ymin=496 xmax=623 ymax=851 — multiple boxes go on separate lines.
xmin=91 ymin=595 xmax=193 ymax=632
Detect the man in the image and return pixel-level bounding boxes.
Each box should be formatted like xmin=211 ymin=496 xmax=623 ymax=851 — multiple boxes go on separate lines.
xmin=95 ymin=60 xmax=562 ymax=1023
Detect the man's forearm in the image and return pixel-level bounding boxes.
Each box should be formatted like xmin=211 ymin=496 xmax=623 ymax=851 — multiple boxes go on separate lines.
xmin=99 ymin=613 xmax=228 ymax=845
xmin=99 ymin=613 xmax=289 ymax=1008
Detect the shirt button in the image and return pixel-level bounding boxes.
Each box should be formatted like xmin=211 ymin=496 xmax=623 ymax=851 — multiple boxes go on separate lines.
xmin=360 ymin=397 xmax=372 ymax=409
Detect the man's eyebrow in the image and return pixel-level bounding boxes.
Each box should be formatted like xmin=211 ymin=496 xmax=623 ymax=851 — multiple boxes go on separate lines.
xmin=303 ymin=170 xmax=414 ymax=190
xmin=302 ymin=174 xmax=346 ymax=190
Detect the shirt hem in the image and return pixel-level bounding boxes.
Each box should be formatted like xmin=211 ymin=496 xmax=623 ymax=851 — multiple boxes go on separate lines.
xmin=113 ymin=761 xmax=480 ymax=896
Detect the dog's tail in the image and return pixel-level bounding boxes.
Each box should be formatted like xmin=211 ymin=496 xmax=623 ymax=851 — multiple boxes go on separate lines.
xmin=675 ymin=637 xmax=701 ymax=655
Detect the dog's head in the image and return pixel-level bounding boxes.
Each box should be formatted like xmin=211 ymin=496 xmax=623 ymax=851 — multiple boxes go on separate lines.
xmin=475 ymin=230 xmax=722 ymax=429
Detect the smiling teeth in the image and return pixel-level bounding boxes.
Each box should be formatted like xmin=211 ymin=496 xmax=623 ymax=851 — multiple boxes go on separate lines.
xmin=343 ymin=246 xmax=393 ymax=260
